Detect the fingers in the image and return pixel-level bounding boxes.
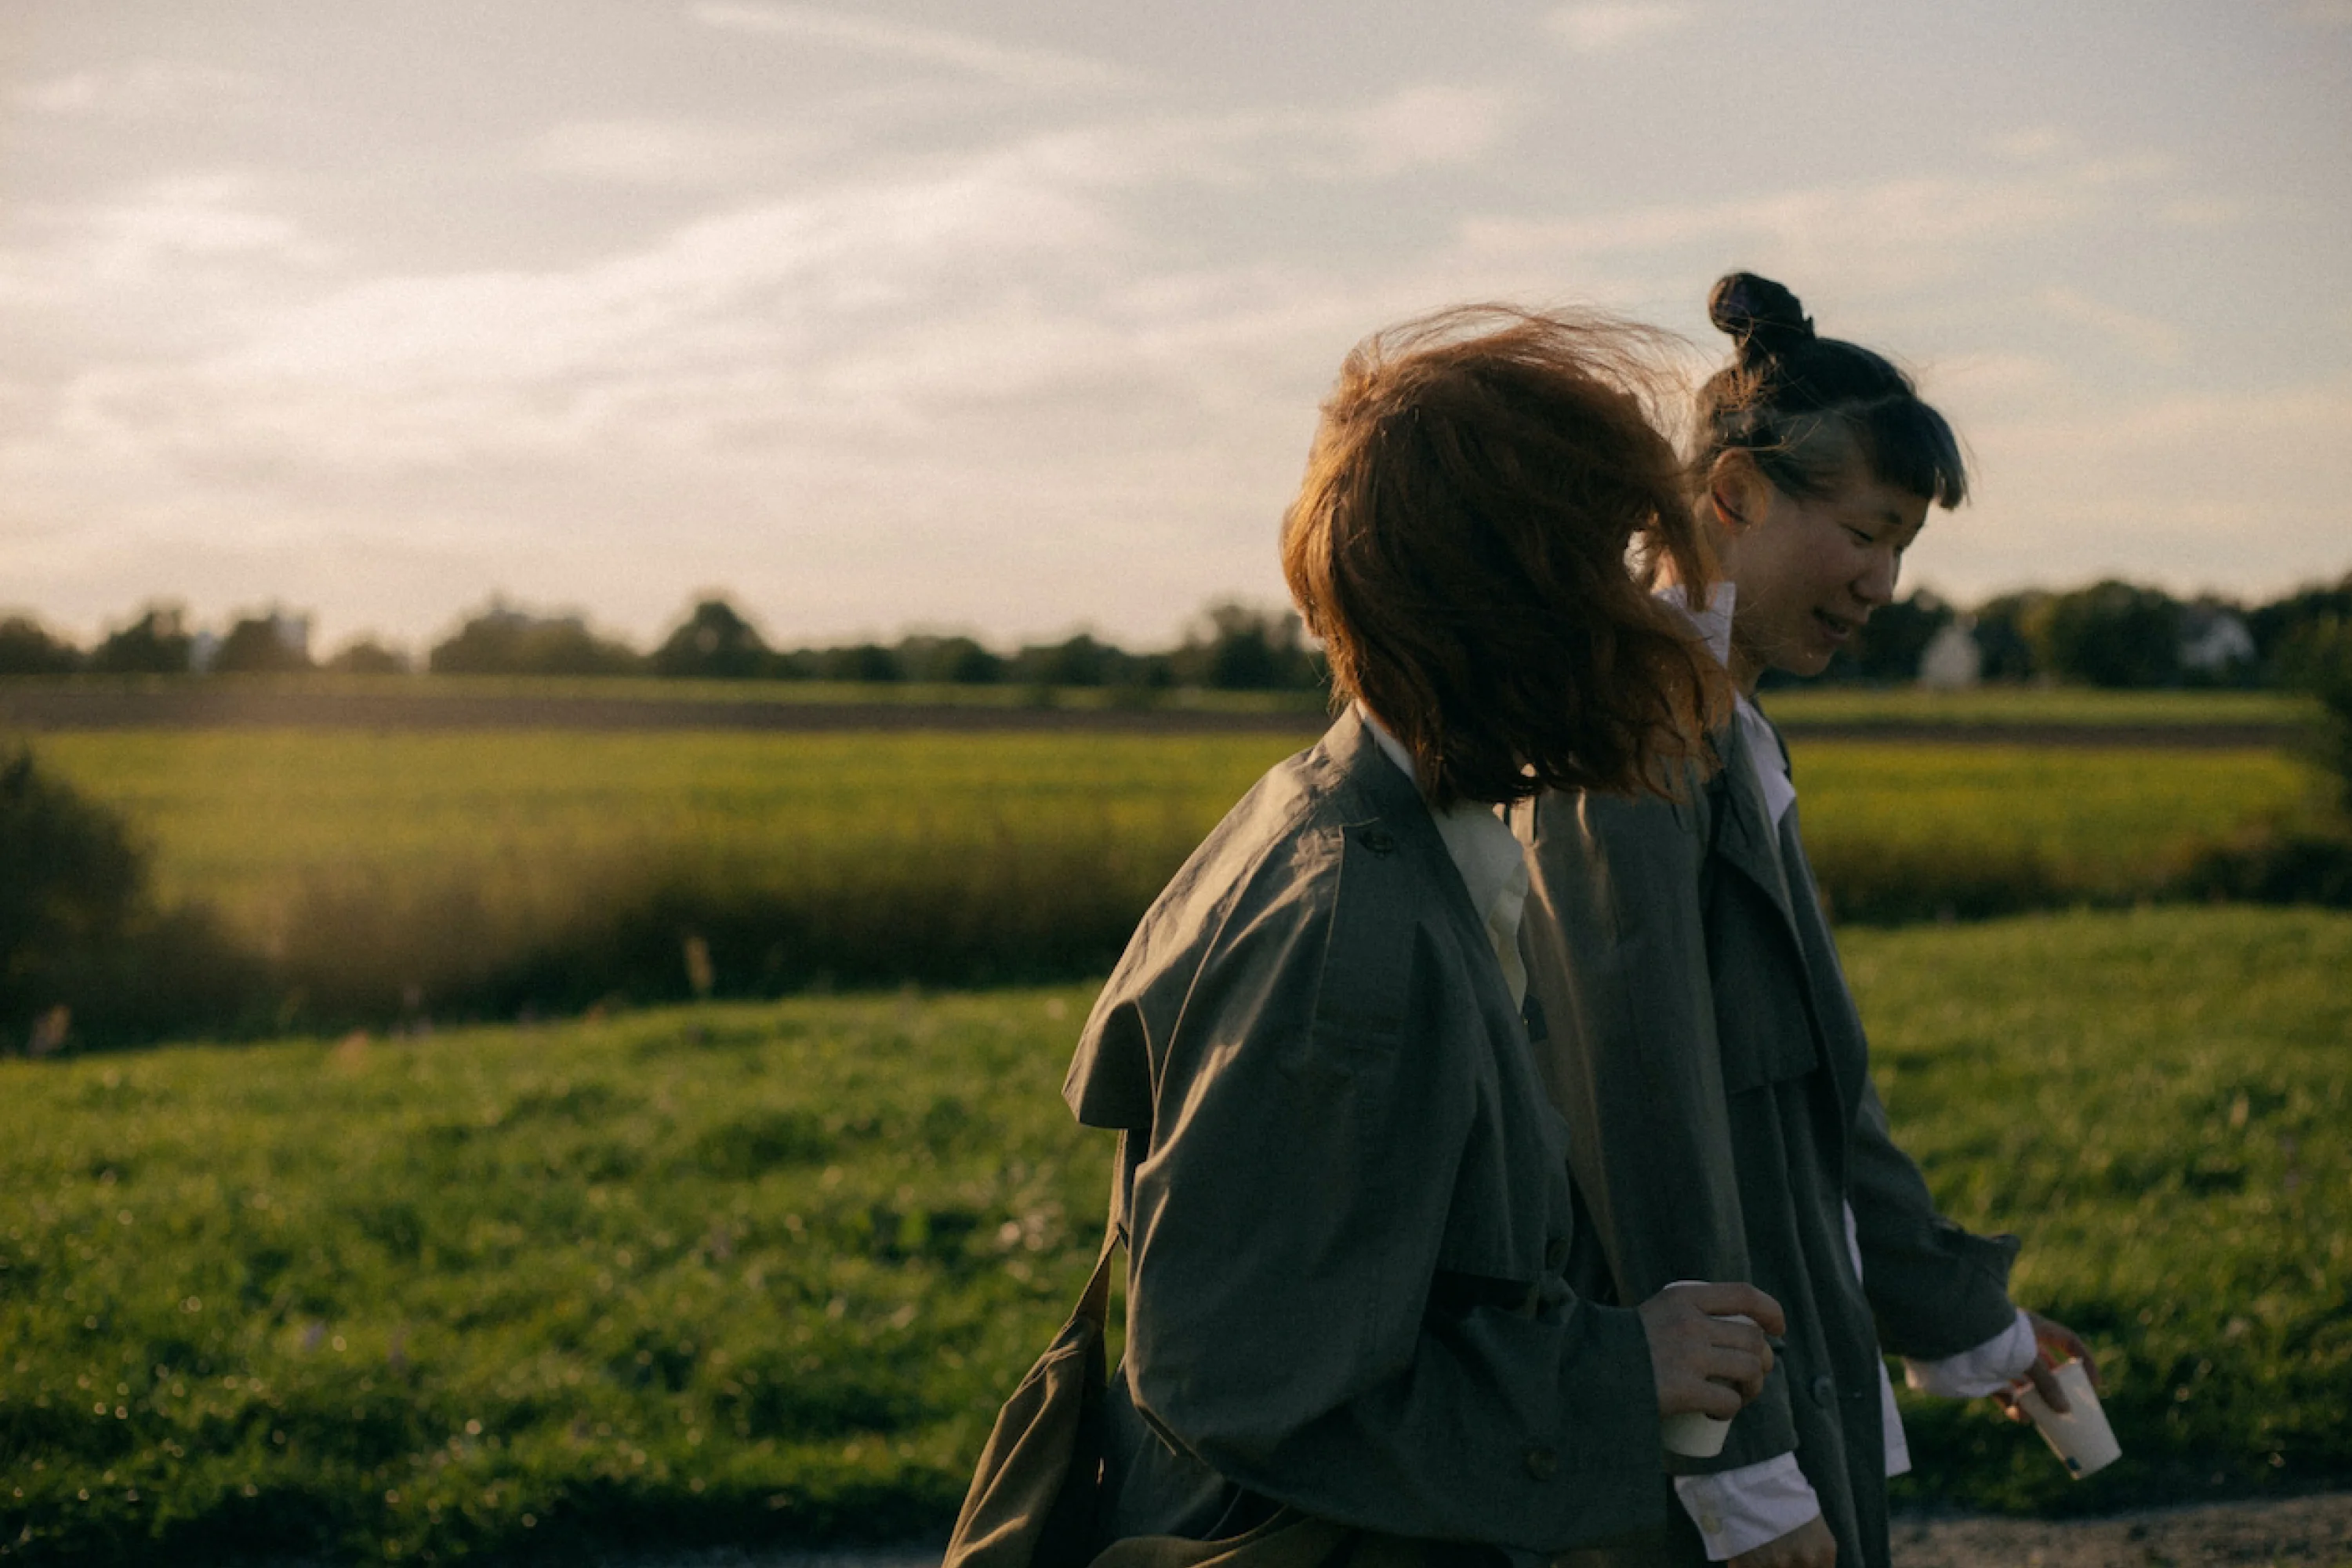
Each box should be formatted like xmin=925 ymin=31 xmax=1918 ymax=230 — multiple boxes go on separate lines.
xmin=1672 ymin=1280 xmax=1787 ymax=1338
xmin=1639 ymin=1283 xmax=1778 ymax=1421
xmin=2024 ymin=1356 xmax=2070 ymax=1414
xmin=2030 ymin=1311 xmax=2100 ymax=1390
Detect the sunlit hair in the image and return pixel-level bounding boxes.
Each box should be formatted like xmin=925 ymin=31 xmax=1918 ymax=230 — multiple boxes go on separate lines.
xmin=1281 ymin=304 xmax=1729 ymax=808
xmin=1696 ymin=271 xmax=1969 ymax=509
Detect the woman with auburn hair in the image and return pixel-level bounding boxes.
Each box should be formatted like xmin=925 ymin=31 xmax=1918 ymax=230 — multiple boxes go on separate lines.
xmin=1515 ymin=274 xmax=2097 ymax=1568
xmin=1061 ymin=306 xmax=1783 ymax=1564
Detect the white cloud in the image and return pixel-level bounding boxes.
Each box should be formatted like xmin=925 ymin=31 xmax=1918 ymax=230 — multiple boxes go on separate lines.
xmin=1544 ymin=2 xmax=1697 ymax=53
xmin=2036 ymin=286 xmax=2183 ymax=364
xmin=1450 ymin=165 xmax=2133 ymax=297
xmin=14 ymin=59 xmax=260 ymax=118
xmin=688 ymin=2 xmax=1131 ymax=93
xmin=527 ymin=118 xmax=818 ymax=187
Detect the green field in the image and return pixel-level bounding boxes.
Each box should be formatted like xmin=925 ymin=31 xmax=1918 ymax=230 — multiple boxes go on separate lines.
xmin=3 ymin=672 xmax=2315 ymax=728
xmin=1761 ymin=685 xmax=2318 ymax=729
xmin=36 ymin=725 xmax=2322 ymax=944
xmin=2 ymin=906 xmax=2346 ymax=1563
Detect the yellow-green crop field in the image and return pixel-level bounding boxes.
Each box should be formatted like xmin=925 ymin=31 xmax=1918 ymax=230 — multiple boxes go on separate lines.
xmin=2 ymin=906 xmax=2346 ymax=1564
xmin=36 ymin=727 xmax=2322 ymax=949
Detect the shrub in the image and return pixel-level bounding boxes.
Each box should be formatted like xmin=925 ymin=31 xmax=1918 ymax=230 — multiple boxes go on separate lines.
xmin=90 ymin=603 xmax=194 ymax=675
xmin=0 ymin=614 xmax=82 ymax=674
xmin=428 ymin=601 xmax=642 ymax=677
xmin=0 ymin=744 xmax=266 ymax=1051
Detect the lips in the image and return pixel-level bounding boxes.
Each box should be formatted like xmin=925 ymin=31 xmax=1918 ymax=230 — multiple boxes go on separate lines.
xmin=1813 ymin=609 xmax=1860 ymax=645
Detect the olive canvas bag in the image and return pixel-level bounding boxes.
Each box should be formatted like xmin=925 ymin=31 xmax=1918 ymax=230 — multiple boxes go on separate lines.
xmin=942 ymin=1142 xmax=1472 ymax=1568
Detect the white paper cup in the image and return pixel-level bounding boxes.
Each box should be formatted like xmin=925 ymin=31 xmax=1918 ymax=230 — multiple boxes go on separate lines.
xmin=1661 ymin=1408 xmax=1733 ymax=1458
xmin=2014 ymin=1359 xmax=2121 ymax=1479
xmin=1658 ymin=1283 xmax=1754 ymax=1457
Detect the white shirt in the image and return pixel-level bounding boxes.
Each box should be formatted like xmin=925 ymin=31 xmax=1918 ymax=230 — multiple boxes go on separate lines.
xmin=1359 ymin=706 xmax=1530 ymax=1010
xmin=1660 ymin=586 xmax=2038 ymax=1560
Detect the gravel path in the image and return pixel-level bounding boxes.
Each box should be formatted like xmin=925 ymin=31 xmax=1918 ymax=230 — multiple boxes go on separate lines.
xmin=570 ymin=1495 xmax=2352 ymax=1568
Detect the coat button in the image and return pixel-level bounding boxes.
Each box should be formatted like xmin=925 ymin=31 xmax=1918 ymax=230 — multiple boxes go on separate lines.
xmin=1523 ymin=1446 xmax=1557 ymax=1480
xmin=1359 ymin=827 xmax=1397 ymax=855
xmin=1811 ymin=1374 xmax=1836 ymax=1407
xmin=1544 ymin=1237 xmax=1568 ymax=1271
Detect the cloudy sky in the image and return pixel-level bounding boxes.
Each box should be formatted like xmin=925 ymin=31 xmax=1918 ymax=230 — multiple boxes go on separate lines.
xmin=4 ymin=1 xmax=2347 ymax=655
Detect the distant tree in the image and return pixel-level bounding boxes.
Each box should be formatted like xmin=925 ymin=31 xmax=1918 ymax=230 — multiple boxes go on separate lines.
xmin=1174 ymin=602 xmax=1323 ymax=691
xmin=1835 ymin=589 xmax=1953 ymax=684
xmin=325 ymin=638 xmax=412 ymax=675
xmin=2247 ymin=573 xmax=2352 ymax=685
xmin=90 ymin=603 xmax=196 ymax=675
xmin=212 ymin=612 xmax=314 ymax=674
xmin=653 ymin=598 xmax=771 ymax=680
xmin=2280 ymin=616 xmax=2352 ymax=812
xmin=1014 ymin=633 xmax=1114 ymax=688
xmin=428 ymin=601 xmax=642 ymax=677
xmin=895 ymin=634 xmax=1002 ymax=684
xmin=1970 ymin=591 xmax=2046 ymax=683
xmin=816 ymin=644 xmax=902 ymax=683
xmin=0 ymin=615 xmax=81 ymax=675
xmin=2035 ymin=579 xmax=2183 ymax=688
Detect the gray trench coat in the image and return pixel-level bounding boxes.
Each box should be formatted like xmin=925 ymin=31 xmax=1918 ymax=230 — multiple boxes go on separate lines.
xmin=1065 ymin=710 xmax=1666 ymax=1560
xmin=1515 ymin=715 xmax=2021 ymax=1568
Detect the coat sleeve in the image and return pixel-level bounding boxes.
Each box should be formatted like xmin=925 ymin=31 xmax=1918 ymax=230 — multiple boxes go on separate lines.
xmin=1120 ymin=829 xmax=1665 ymax=1555
xmin=1846 ymin=1075 xmax=2021 ymax=1359
xmin=1518 ymin=786 xmax=1799 ymax=1475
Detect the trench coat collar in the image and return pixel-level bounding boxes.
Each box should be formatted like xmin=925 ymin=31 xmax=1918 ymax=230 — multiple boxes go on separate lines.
xmin=1319 ymin=708 xmax=1518 ymax=1002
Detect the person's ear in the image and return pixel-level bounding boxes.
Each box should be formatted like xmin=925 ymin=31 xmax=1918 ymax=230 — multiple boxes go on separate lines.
xmin=1704 ymin=452 xmax=1770 ymax=536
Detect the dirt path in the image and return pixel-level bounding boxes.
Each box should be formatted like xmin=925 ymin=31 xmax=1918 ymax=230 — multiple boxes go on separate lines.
xmin=1892 ymin=1492 xmax=2352 ymax=1566
xmin=575 ymin=1496 xmax=2352 ymax=1568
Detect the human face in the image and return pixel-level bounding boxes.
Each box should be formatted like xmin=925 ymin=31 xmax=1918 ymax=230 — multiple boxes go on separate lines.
xmin=1715 ymin=466 xmax=1929 ymax=691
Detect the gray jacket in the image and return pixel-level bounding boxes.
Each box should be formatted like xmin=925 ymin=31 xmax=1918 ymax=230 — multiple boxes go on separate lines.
xmin=1065 ymin=709 xmax=1665 ymax=1558
xmin=1515 ymin=714 xmax=2021 ymax=1568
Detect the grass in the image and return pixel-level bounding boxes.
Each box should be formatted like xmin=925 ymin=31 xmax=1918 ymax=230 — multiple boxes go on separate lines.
xmin=38 ymin=727 xmax=2324 ymax=942
xmin=2 ymin=906 xmax=2347 ymax=1564
xmin=1791 ymin=744 xmax=2321 ymax=920
xmin=1857 ymin=909 xmax=2352 ymax=1512
xmin=1762 ymin=686 xmax=2317 ymax=728
xmin=5 ymin=673 xmax=2313 ymax=727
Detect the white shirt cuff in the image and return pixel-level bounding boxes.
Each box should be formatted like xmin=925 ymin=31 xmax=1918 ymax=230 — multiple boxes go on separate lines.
xmin=1903 ymin=1307 xmax=2037 ymax=1399
xmin=1673 ymin=1455 xmax=1821 ymax=1562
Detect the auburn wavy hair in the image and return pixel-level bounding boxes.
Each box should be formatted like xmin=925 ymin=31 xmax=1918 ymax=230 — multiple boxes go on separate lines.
xmin=1282 ymin=305 xmax=1727 ymax=808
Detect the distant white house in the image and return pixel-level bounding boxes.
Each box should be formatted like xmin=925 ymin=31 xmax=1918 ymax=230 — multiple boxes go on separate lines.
xmin=1918 ymin=616 xmax=1981 ymax=690
xmin=2179 ymin=606 xmax=2256 ymax=675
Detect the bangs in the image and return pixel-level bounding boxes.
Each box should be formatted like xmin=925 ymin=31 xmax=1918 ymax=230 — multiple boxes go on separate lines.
xmin=1854 ymin=396 xmax=1969 ymax=510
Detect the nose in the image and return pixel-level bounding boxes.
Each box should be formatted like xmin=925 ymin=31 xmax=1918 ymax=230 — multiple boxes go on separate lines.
xmin=1854 ymin=545 xmax=1900 ymax=609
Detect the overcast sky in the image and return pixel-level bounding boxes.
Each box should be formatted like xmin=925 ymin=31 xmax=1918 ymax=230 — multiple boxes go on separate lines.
xmin=5 ymin=1 xmax=2348 ymax=654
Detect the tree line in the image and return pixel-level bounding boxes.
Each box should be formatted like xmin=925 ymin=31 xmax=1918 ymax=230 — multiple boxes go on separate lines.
xmin=2 ymin=572 xmax=2350 ymax=691
xmin=0 ymin=597 xmax=1326 ymax=692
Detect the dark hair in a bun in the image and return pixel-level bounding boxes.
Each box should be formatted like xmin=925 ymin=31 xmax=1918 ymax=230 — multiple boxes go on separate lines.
xmin=1696 ymin=270 xmax=1966 ymax=509
xmin=1708 ymin=272 xmax=1815 ymax=362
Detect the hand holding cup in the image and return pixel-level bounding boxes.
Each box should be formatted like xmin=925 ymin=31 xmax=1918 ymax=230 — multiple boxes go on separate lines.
xmin=1639 ymin=1279 xmax=1783 ymax=1451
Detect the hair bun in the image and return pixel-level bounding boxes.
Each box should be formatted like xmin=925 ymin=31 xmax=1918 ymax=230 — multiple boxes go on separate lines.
xmin=1708 ymin=272 xmax=1814 ymax=361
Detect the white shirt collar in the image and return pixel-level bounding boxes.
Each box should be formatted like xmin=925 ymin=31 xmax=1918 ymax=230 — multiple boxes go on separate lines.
xmin=1356 ymin=703 xmax=1530 ymax=1009
xmin=1654 ymin=582 xmax=1796 ymax=829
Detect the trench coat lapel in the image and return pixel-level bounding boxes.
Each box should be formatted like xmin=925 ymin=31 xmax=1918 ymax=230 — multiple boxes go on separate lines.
xmin=1706 ymin=713 xmax=1804 ymax=952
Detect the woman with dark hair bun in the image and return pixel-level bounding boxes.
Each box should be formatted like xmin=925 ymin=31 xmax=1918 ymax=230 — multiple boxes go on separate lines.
xmin=1515 ymin=275 xmax=2096 ymax=1568
xmin=1062 ymin=305 xmax=1785 ymax=1565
